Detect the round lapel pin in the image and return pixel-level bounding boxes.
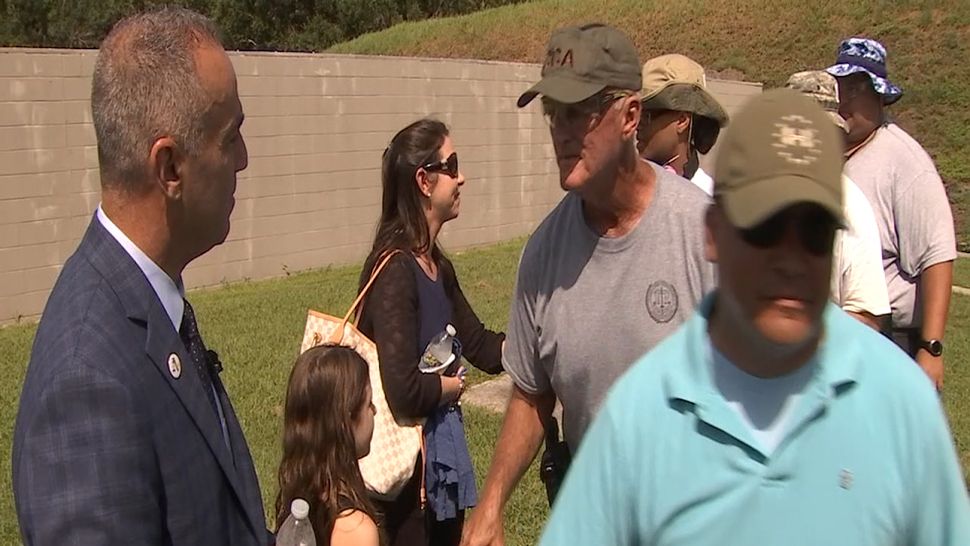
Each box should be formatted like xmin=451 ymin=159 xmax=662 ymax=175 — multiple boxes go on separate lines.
xmin=168 ymin=353 xmax=182 ymax=379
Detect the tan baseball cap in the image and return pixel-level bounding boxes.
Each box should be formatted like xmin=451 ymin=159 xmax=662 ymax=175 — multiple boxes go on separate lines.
xmin=517 ymin=23 xmax=641 ymax=108
xmin=785 ymin=70 xmax=847 ymax=131
xmin=713 ymin=88 xmax=844 ymax=229
xmin=641 ymin=54 xmax=729 ymax=127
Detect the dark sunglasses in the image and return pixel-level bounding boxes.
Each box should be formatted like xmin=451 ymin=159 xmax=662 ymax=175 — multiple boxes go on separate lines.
xmin=421 ymin=152 xmax=459 ymax=178
xmin=738 ymin=206 xmax=838 ymax=257
xmin=540 ymin=90 xmax=630 ymax=130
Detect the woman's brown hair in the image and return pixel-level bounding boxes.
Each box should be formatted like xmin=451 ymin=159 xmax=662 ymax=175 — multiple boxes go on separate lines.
xmin=360 ymin=118 xmax=450 ymax=290
xmin=275 ymin=344 xmax=378 ymax=543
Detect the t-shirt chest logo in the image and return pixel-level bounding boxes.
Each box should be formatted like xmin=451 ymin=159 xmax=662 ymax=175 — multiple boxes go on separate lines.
xmin=646 ymin=280 xmax=679 ymax=323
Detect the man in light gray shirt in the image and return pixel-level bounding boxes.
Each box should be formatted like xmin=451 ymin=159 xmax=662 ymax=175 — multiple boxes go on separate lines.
xmin=785 ymin=69 xmax=891 ymax=330
xmin=827 ymin=38 xmax=956 ymax=390
xmin=461 ymin=23 xmax=715 ymax=546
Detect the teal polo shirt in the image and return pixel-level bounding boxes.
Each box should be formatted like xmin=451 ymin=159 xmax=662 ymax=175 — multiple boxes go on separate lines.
xmin=539 ymin=295 xmax=970 ymax=546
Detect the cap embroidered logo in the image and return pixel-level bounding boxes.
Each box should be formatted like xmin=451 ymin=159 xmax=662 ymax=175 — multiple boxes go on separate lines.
xmin=772 ymin=115 xmax=822 ymax=165
xmin=545 ymin=47 xmax=574 ymax=68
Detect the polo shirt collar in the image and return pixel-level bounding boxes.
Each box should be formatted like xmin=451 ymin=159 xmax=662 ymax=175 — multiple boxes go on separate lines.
xmin=664 ymin=292 xmax=862 ymax=407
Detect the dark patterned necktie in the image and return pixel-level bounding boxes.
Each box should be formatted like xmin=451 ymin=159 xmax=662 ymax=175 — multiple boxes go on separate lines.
xmin=180 ymin=299 xmax=219 ymax=416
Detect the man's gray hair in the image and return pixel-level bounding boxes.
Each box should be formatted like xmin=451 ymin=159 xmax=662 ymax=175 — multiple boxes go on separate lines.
xmin=91 ymin=6 xmax=223 ymax=190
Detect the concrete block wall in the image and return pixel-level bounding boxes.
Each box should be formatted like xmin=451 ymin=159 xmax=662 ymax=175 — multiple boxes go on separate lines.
xmin=0 ymin=48 xmax=762 ymax=324
xmin=0 ymin=49 xmax=101 ymax=325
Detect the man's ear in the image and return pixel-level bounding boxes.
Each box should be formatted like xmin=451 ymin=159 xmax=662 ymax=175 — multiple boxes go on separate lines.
xmin=704 ymin=204 xmax=719 ymax=263
xmin=150 ymin=137 xmax=182 ymax=200
xmin=675 ymin=112 xmax=692 ymax=135
xmin=621 ymin=96 xmax=642 ymax=141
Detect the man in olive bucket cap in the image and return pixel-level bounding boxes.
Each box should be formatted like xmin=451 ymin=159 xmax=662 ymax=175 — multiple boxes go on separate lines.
xmin=636 ymin=54 xmax=729 ymax=195
xmin=827 ymin=37 xmax=956 ymax=390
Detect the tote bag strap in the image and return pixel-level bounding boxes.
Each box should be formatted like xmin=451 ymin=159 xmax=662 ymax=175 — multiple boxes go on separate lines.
xmin=333 ymin=250 xmax=404 ymax=341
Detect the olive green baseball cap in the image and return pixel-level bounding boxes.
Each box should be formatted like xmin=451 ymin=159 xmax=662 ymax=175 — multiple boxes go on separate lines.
xmin=713 ymin=88 xmax=844 ymax=229
xmin=517 ymin=23 xmax=641 ymax=108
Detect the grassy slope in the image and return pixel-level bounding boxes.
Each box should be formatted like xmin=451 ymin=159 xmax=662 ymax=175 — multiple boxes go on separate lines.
xmin=330 ymin=0 xmax=970 ymax=249
xmin=955 ymin=257 xmax=970 ymax=288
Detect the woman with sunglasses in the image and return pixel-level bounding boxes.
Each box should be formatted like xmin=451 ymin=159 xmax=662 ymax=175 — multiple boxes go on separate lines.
xmin=356 ymin=118 xmax=505 ymax=546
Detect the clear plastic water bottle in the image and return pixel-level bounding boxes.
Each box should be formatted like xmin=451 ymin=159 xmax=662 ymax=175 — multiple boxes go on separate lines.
xmin=277 ymin=498 xmax=316 ymax=546
xmin=418 ymin=324 xmax=456 ymax=374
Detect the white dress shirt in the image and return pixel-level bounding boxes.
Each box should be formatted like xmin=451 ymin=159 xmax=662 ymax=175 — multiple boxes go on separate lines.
xmin=97 ymin=206 xmax=230 ymax=448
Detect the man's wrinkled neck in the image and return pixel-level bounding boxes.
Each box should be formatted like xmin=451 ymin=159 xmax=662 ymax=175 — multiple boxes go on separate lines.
xmin=580 ymin=156 xmax=656 ymax=237
xmin=102 ymin=188 xmax=184 ymax=282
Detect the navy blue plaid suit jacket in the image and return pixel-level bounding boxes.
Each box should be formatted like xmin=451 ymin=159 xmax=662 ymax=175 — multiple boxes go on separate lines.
xmin=12 ymin=217 xmax=269 ymax=545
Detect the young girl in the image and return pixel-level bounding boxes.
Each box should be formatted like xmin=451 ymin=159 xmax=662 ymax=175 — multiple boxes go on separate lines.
xmin=276 ymin=344 xmax=380 ymax=546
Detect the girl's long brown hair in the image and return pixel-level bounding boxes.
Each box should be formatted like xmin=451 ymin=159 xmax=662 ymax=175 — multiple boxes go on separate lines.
xmin=275 ymin=344 xmax=378 ymax=543
xmin=360 ymin=118 xmax=449 ymax=290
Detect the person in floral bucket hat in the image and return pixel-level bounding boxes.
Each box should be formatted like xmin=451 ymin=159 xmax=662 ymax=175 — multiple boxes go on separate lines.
xmin=826 ymin=37 xmax=903 ymax=105
xmin=826 ymin=37 xmax=956 ymax=391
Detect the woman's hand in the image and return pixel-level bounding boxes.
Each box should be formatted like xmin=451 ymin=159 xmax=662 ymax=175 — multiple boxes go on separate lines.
xmin=439 ymin=366 xmax=467 ymax=406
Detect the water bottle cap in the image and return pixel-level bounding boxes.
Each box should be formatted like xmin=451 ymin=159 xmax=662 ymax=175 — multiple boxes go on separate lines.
xmin=290 ymin=498 xmax=310 ymax=520
xmin=446 ymin=324 xmax=456 ymax=336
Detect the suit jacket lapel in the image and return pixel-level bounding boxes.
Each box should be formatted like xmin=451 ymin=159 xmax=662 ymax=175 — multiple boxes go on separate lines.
xmin=143 ymin=280 xmax=266 ymax=542
xmin=81 ymin=217 xmax=266 ymax=542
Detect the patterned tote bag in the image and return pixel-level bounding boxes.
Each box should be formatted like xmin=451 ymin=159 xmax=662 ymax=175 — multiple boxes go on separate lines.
xmin=300 ymin=251 xmax=423 ymax=500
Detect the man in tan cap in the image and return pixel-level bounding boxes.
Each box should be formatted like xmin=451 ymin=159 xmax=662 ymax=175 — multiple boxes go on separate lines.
xmin=786 ymin=70 xmax=890 ymax=330
xmin=537 ymin=88 xmax=970 ymax=546
xmin=462 ymin=23 xmax=715 ymax=546
xmin=637 ymin=53 xmax=729 ymax=194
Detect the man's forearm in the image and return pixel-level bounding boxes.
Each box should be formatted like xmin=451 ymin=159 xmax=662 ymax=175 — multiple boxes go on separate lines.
xmin=477 ymin=385 xmax=552 ymax=511
xmin=919 ymin=261 xmax=953 ymax=341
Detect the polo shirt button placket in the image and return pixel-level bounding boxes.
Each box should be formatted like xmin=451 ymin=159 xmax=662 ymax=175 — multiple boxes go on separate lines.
xmin=761 ymin=452 xmax=793 ymax=487
xmin=762 ymin=472 xmax=790 ymax=487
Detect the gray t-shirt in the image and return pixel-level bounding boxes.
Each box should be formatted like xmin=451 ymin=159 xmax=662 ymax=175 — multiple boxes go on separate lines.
xmin=843 ymin=123 xmax=957 ymax=328
xmin=504 ymin=164 xmax=716 ymax=449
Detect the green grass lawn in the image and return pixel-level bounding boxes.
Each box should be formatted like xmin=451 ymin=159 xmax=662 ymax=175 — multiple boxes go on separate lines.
xmin=0 ymin=238 xmax=544 ymax=545
xmin=0 ymin=240 xmax=967 ymax=544
xmin=329 ymin=0 xmax=970 ymax=249
xmin=955 ymin=257 xmax=970 ymax=289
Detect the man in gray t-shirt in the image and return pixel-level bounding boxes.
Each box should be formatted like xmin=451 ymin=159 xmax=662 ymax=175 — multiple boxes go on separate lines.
xmin=827 ymin=38 xmax=956 ymax=390
xmin=461 ymin=24 xmax=715 ymax=546
xmin=505 ymin=166 xmax=714 ymax=448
